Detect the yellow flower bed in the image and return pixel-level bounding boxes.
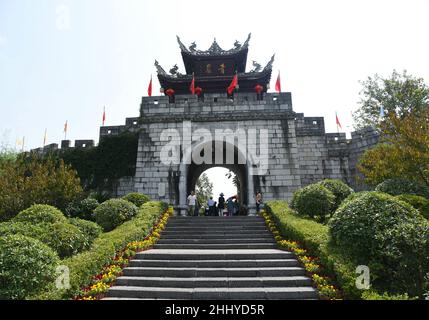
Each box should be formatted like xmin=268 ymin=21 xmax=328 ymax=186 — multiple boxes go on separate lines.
xmin=74 ymin=207 xmax=174 ymax=300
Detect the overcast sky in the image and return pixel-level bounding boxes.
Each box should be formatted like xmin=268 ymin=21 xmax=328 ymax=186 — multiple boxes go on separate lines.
xmin=1 ymin=0 xmax=428 ymax=196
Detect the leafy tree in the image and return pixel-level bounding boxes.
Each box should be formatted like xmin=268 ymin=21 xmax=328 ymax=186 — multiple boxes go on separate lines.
xmin=353 ymin=70 xmax=429 ymax=129
xmin=358 ymin=110 xmax=429 ymax=186
xmin=0 ymin=154 xmax=83 ymax=221
xmin=226 ymin=170 xmax=240 ymax=190
xmin=195 ymin=173 xmax=213 ymax=208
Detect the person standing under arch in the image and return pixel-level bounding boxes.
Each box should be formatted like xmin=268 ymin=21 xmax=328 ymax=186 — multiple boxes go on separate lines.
xmin=218 ymin=193 xmax=225 ymax=216
xmin=255 ymin=191 xmax=262 ymax=213
xmin=187 ymin=190 xmax=196 ymax=216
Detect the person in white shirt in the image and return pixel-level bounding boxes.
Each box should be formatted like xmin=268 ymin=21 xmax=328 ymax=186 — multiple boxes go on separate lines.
xmin=207 ymin=196 xmax=216 ymax=216
xmin=187 ymin=191 xmax=197 ymax=216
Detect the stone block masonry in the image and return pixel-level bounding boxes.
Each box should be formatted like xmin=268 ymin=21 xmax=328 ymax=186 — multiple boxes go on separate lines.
xmin=31 ymin=92 xmax=379 ymax=211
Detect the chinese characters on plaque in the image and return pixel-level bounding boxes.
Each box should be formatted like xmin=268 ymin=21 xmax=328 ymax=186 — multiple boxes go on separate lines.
xmin=197 ymin=60 xmax=233 ymax=76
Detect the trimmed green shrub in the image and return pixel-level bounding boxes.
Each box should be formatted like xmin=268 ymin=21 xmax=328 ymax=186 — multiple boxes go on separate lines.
xmin=395 ymin=194 xmax=429 ymax=219
xmin=93 ymin=199 xmax=138 ymax=231
xmin=122 ymin=193 xmax=150 ymax=208
xmin=266 ymin=200 xmax=414 ymax=300
xmin=34 ymin=201 xmax=167 ymax=300
xmin=68 ymin=218 xmax=102 ymax=247
xmin=0 ymin=220 xmax=88 ymax=258
xmin=14 ymin=204 xmax=67 ymax=224
xmin=375 ymin=178 xmax=429 ymax=198
xmin=39 ymin=222 xmax=87 ymax=258
xmin=361 ymin=291 xmax=414 ymax=300
xmin=329 ymin=192 xmax=429 ymax=296
xmin=290 ymin=184 xmax=335 ymax=222
xmin=266 ymin=200 xmax=362 ymax=299
xmin=316 ymin=179 xmax=354 ymax=211
xmin=65 ymin=198 xmax=99 ymax=221
xmin=88 ymin=191 xmax=112 ymax=203
xmin=0 ymin=234 xmax=59 ymax=299
xmin=0 ymin=221 xmax=46 ymax=239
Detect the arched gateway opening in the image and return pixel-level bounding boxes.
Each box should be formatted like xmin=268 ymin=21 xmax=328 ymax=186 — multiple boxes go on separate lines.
xmin=191 ymin=167 xmax=243 ymax=215
xmin=178 ymin=139 xmax=255 ymax=216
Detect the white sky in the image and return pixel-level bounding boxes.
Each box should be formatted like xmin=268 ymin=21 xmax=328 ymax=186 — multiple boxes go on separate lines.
xmin=203 ymin=167 xmax=238 ymax=201
xmin=1 ymin=0 xmax=429 ymax=192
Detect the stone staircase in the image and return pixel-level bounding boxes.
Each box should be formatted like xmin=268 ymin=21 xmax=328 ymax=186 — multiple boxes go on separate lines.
xmin=105 ymin=216 xmax=318 ymax=300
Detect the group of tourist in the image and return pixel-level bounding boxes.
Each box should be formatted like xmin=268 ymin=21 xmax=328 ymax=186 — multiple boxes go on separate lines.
xmin=186 ymin=190 xmax=263 ymax=216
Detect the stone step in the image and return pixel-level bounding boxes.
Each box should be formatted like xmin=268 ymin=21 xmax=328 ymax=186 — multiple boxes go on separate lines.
xmin=129 ymin=259 xmax=300 ymax=268
xmin=166 ymin=220 xmax=267 ymax=225
xmin=163 ymin=227 xmax=269 ymax=232
xmin=161 ymin=231 xmax=272 ymax=236
xmin=123 ymin=267 xmax=305 ymax=277
xmin=135 ymin=249 xmax=294 ymax=260
xmin=166 ymin=224 xmax=268 ymax=228
xmin=115 ymin=276 xmax=312 ymax=288
xmin=153 ymin=243 xmax=278 ymax=249
xmin=106 ymin=286 xmax=318 ymax=300
xmin=161 ymin=234 xmax=273 ymax=240
xmin=170 ymin=217 xmax=264 ymax=220
xmin=157 ymin=238 xmax=275 ymax=244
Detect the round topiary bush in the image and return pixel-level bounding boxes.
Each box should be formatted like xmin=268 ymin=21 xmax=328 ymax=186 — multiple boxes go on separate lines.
xmin=290 ymin=184 xmax=335 ymax=222
xmin=93 ymin=199 xmax=138 ymax=231
xmin=375 ymin=178 xmax=429 ymax=198
xmin=68 ymin=217 xmax=102 ymax=247
xmin=65 ymin=198 xmax=99 ymax=221
xmin=0 ymin=234 xmax=59 ymax=299
xmin=316 ymin=179 xmax=354 ymax=211
xmin=0 ymin=221 xmax=47 ymax=239
xmin=14 ymin=204 xmax=67 ymax=224
xmin=329 ymin=191 xmax=429 ymax=296
xmin=122 ymin=193 xmax=150 ymax=208
xmin=395 ymin=194 xmax=429 ymax=220
xmin=39 ymin=222 xmax=87 ymax=258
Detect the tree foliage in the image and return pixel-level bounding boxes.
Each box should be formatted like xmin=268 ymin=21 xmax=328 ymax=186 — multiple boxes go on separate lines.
xmin=358 ymin=110 xmax=429 ymax=186
xmin=0 ymin=154 xmax=83 ymax=221
xmin=353 ymin=70 xmax=429 ymax=129
xmin=195 ymin=173 xmax=213 ymax=207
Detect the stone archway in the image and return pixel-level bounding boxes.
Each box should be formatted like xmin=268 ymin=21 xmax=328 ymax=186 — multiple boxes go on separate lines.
xmin=178 ymin=138 xmax=256 ymax=216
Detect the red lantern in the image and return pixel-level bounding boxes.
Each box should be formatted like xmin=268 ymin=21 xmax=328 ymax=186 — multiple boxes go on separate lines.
xmin=254 ymin=84 xmax=263 ymax=94
xmin=165 ymin=88 xmax=175 ymax=97
xmin=195 ymin=86 xmax=203 ymax=96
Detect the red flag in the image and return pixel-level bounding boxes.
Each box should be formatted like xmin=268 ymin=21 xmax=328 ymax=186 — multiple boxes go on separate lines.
xmin=275 ymin=71 xmax=281 ymax=92
xmin=147 ymin=76 xmax=152 ymax=97
xmin=190 ymin=73 xmax=195 ymax=95
xmin=227 ymin=73 xmax=238 ymax=95
xmin=102 ymin=107 xmax=106 ymax=126
xmin=335 ymin=112 xmax=342 ymax=130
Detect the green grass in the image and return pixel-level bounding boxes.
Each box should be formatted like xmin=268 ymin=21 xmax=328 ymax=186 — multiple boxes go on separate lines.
xmin=32 ymin=201 xmax=167 ymax=300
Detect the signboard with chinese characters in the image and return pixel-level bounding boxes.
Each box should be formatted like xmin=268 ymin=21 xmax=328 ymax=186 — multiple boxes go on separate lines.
xmin=195 ymin=59 xmax=235 ymax=76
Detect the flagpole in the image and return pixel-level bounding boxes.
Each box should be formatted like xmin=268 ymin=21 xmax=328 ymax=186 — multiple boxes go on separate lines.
xmin=43 ymin=128 xmax=47 ymax=147
xmin=64 ymin=121 xmax=68 ymax=140
xmin=336 ymin=112 xmax=339 ymax=133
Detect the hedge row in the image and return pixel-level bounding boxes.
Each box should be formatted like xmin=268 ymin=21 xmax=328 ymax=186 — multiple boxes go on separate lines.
xmin=265 ymin=200 xmax=410 ymax=300
xmin=32 ymin=201 xmax=168 ymax=300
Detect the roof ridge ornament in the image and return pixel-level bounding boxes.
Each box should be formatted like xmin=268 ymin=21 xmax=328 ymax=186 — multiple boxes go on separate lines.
xmin=208 ymin=37 xmax=223 ymax=54
xmin=176 ymin=33 xmax=252 ymax=56
xmin=176 ymin=35 xmax=189 ymax=53
xmin=242 ymin=33 xmax=251 ymax=49
xmin=154 ymin=60 xmax=167 ymax=75
xmin=263 ymin=54 xmax=275 ymax=71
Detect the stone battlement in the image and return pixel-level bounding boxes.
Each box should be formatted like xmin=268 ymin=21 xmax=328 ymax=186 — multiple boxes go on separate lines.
xmin=140 ymin=92 xmax=293 ymax=120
